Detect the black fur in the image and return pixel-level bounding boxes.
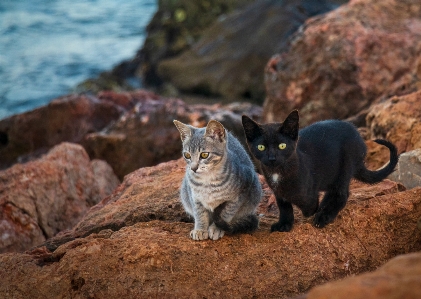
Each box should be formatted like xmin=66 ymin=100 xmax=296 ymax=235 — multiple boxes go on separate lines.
xmin=242 ymin=110 xmax=399 ymax=231
xmin=213 ymin=202 xmax=259 ymax=234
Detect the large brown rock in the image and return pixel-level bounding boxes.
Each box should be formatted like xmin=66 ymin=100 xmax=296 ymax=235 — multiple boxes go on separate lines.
xmin=157 ymin=0 xmax=345 ymax=103
xmin=0 ymin=142 xmax=119 ymax=253
xmin=0 ymin=158 xmax=419 ymax=298
xmin=263 ymin=0 xmax=421 ymax=126
xmin=296 ymin=252 xmax=421 ymax=299
xmin=366 ymin=90 xmax=421 ymax=154
xmin=0 ymin=92 xmax=132 ymax=170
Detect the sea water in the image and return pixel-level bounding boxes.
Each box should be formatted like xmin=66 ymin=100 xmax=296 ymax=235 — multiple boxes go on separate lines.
xmin=0 ymin=0 xmax=156 ymax=119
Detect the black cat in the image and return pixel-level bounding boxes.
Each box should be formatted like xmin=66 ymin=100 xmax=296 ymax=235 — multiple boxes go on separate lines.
xmin=242 ymin=110 xmax=399 ymax=231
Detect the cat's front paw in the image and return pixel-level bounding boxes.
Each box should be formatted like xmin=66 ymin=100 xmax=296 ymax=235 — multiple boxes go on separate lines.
xmin=190 ymin=229 xmax=209 ymax=241
xmin=208 ymin=223 xmax=225 ymax=240
xmin=271 ymin=221 xmax=293 ymax=232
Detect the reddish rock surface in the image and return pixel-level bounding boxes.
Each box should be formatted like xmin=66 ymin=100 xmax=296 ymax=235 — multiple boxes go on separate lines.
xmin=0 ymin=158 xmax=419 ymax=298
xmin=295 ymin=252 xmax=421 ymax=299
xmin=263 ymin=0 xmax=421 ymax=126
xmin=0 ymin=90 xmax=261 ymax=179
xmin=0 ymin=91 xmax=136 ymax=170
xmin=366 ymin=90 xmax=421 ymax=154
xmin=0 ymin=142 xmax=119 ymax=253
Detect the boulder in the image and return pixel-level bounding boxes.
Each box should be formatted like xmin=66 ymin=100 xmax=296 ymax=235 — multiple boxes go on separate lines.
xmin=76 ymin=0 xmax=260 ymax=95
xmin=388 ymin=149 xmax=421 ymax=190
xmin=157 ymin=0 xmax=346 ymax=102
xmin=0 ymin=158 xmax=419 ymax=298
xmin=295 ymin=252 xmax=421 ymax=299
xmin=0 ymin=143 xmax=119 ymax=253
xmin=138 ymin=0 xmax=255 ymax=87
xmin=263 ymin=0 xmax=421 ymax=126
xmin=0 ymin=92 xmax=132 ymax=170
xmin=366 ymin=90 xmax=421 ymax=154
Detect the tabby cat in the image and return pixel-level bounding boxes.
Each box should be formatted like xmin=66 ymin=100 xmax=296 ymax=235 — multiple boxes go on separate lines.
xmin=174 ymin=119 xmax=262 ymax=240
xmin=242 ymin=110 xmax=399 ymax=231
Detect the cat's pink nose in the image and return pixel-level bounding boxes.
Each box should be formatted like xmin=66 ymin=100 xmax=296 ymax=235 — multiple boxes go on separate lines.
xmin=191 ymin=164 xmax=199 ymax=172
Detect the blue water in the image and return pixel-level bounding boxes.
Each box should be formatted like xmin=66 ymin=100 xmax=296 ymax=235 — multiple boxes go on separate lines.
xmin=0 ymin=0 xmax=156 ymax=119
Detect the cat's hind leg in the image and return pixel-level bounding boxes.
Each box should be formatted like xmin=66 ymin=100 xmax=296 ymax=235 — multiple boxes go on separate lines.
xmin=271 ymin=196 xmax=294 ymax=232
xmin=213 ymin=201 xmax=259 ymax=235
xmin=314 ymin=151 xmax=355 ymax=228
xmin=313 ymin=188 xmax=348 ymax=228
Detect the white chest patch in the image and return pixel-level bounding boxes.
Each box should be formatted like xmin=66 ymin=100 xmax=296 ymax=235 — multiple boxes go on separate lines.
xmin=272 ymin=173 xmax=279 ymax=183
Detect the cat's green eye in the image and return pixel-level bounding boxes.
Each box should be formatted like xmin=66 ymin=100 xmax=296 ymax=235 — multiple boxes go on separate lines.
xmin=279 ymin=143 xmax=287 ymax=150
xmin=200 ymin=152 xmax=209 ymax=159
xmin=184 ymin=152 xmax=191 ymax=159
xmin=257 ymin=145 xmax=266 ymax=151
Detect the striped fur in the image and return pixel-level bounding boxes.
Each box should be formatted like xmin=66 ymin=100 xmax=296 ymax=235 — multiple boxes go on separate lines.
xmin=174 ymin=120 xmax=262 ymax=241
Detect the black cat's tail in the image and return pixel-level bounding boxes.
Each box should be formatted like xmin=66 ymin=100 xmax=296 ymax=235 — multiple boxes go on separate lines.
xmin=354 ymin=139 xmax=399 ymax=184
xmin=213 ymin=203 xmax=259 ymax=234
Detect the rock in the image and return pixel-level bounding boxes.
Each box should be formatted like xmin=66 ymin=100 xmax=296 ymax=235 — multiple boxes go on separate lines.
xmin=387 ymin=149 xmax=421 ymax=190
xmin=75 ymin=0 xmax=257 ymax=95
xmin=137 ymin=0 xmax=256 ymax=88
xmin=0 ymin=90 xmax=262 ymax=179
xmin=157 ymin=0 xmax=345 ymax=103
xmin=0 ymin=158 xmax=419 ymax=298
xmin=0 ymin=143 xmax=119 ymax=253
xmin=366 ymin=90 xmax=421 ymax=154
xmin=90 ymin=159 xmax=121 ymax=200
xmin=0 ymin=94 xmax=123 ymax=170
xmin=263 ymin=0 xmax=421 ymax=126
xmin=83 ymin=97 xmax=262 ymax=179
xmin=295 ymin=252 xmax=421 ymax=299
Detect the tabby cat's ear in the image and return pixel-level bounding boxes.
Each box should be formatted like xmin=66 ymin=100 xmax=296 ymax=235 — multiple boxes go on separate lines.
xmin=173 ymin=120 xmax=192 ymax=142
xmin=205 ymin=120 xmax=226 ymax=142
xmin=280 ymin=110 xmax=299 ymax=140
xmin=242 ymin=115 xmax=262 ymax=142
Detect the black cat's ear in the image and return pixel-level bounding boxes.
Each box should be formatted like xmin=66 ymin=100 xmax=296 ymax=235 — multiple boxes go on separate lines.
xmin=280 ymin=110 xmax=299 ymax=140
xmin=205 ymin=120 xmax=226 ymax=142
xmin=173 ymin=120 xmax=192 ymax=142
xmin=242 ymin=115 xmax=262 ymax=142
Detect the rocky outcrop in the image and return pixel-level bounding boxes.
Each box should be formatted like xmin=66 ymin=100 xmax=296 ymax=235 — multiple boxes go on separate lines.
xmin=0 ymin=91 xmax=139 ymax=170
xmin=139 ymin=0 xmax=255 ymax=86
xmin=157 ymin=0 xmax=346 ymax=102
xmin=366 ymin=90 xmax=421 ymax=154
xmin=263 ymin=0 xmax=421 ymax=126
xmin=0 ymin=158 xmax=419 ymax=298
xmin=295 ymin=252 xmax=421 ymax=299
xmin=0 ymin=90 xmax=262 ymax=179
xmin=0 ymin=142 xmax=119 ymax=253
xmin=75 ymin=0 xmax=256 ymax=95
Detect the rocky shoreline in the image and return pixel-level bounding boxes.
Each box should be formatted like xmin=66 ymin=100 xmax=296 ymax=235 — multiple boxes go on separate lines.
xmin=1 ymin=0 xmax=421 ymax=298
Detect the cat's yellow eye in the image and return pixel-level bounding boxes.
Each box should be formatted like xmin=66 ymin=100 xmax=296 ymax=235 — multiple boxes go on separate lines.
xmin=257 ymin=145 xmax=266 ymax=151
xmin=184 ymin=152 xmax=191 ymax=159
xmin=279 ymin=143 xmax=287 ymax=150
xmin=200 ymin=152 xmax=209 ymax=159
